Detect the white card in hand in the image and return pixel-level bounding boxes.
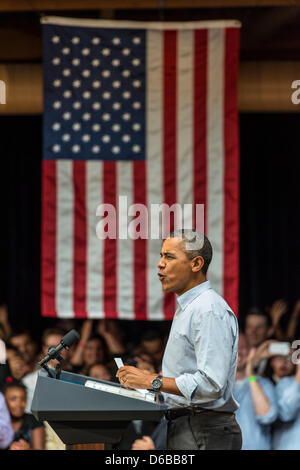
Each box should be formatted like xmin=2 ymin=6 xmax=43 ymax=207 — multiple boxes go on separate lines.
xmin=114 ymin=357 xmax=124 ymax=368
xmin=114 ymin=356 xmax=148 ymax=396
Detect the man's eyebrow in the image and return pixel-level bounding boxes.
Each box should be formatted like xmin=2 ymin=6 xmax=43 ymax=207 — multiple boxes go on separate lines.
xmin=160 ymin=251 xmax=176 ymax=257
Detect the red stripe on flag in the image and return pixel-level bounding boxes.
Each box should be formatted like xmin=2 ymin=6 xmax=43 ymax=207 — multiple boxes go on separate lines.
xmin=163 ymin=30 xmax=177 ymax=320
xmin=73 ymin=161 xmax=87 ymax=318
xmin=223 ymin=28 xmax=240 ymax=316
xmin=103 ymin=162 xmax=118 ymax=318
xmin=133 ymin=161 xmax=147 ymax=320
xmin=193 ymin=29 xmax=208 ymax=231
xmin=41 ymin=160 xmax=57 ymax=317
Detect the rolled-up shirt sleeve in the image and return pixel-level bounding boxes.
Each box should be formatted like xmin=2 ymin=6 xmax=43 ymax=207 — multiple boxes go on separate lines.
xmin=0 ymin=392 xmax=14 ymax=449
xmin=175 ymin=310 xmax=234 ymax=403
xmin=276 ymin=377 xmax=300 ymax=422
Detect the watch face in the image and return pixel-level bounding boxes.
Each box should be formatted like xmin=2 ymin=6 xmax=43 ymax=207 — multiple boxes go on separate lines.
xmin=152 ymin=378 xmax=161 ymax=390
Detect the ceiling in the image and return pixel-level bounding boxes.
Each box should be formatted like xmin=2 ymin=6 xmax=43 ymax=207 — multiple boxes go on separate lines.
xmin=1 ymin=5 xmax=300 ymax=62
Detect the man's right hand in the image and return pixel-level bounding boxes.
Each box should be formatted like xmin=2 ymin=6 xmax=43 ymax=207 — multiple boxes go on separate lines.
xmin=131 ymin=436 xmax=155 ymax=450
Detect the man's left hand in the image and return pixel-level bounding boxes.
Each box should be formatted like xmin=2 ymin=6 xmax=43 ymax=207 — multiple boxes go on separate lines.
xmin=116 ymin=366 xmax=155 ymax=390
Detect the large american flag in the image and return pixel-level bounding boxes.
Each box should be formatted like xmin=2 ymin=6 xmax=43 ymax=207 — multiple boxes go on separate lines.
xmin=41 ymin=16 xmax=240 ymax=320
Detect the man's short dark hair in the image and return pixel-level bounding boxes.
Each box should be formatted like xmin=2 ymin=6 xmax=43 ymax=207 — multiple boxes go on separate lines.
xmin=245 ymin=307 xmax=272 ymax=328
xmin=168 ymin=229 xmax=213 ymax=275
xmin=9 ymin=330 xmax=34 ymax=342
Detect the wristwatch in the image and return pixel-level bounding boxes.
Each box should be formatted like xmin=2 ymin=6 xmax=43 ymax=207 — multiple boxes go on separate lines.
xmin=151 ymin=375 xmax=163 ymax=392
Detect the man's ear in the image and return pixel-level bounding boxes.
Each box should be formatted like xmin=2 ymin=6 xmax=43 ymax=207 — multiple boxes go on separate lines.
xmin=191 ymin=256 xmax=204 ymax=273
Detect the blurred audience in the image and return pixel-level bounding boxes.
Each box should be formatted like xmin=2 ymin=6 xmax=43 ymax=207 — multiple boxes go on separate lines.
xmin=0 ymin=304 xmax=12 ymax=342
xmin=1 ymin=296 xmax=300 ymax=450
xmin=271 ymin=346 xmax=300 ymax=449
xmin=39 ymin=327 xmax=76 ymax=372
xmin=234 ymin=334 xmax=278 ymax=449
xmin=8 ymin=331 xmax=39 ymax=413
xmin=3 ymin=380 xmax=45 ymax=450
xmin=243 ymin=308 xmax=273 ymax=348
xmin=138 ymin=330 xmax=164 ymax=371
xmin=87 ymin=363 xmax=112 ymax=381
xmin=71 ymin=333 xmax=110 ymax=376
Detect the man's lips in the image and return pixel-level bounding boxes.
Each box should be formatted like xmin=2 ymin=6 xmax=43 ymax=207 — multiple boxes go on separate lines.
xmin=158 ymin=273 xmax=166 ymax=281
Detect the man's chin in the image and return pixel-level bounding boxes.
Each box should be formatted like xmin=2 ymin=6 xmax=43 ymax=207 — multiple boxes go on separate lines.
xmin=161 ymin=282 xmax=172 ymax=293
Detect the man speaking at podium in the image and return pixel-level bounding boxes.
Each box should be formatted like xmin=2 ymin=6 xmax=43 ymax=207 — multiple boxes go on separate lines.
xmin=117 ymin=230 xmax=242 ymax=450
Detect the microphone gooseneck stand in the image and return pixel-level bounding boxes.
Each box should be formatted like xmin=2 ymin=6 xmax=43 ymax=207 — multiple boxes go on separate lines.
xmin=39 ymin=347 xmax=65 ymax=380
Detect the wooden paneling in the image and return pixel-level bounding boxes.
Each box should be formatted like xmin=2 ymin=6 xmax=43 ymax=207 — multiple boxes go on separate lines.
xmin=0 ymin=61 xmax=300 ymax=113
xmin=238 ymin=61 xmax=300 ymax=112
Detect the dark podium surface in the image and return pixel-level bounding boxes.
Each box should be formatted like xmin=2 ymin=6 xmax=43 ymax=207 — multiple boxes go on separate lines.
xmin=31 ymin=368 xmax=168 ymax=446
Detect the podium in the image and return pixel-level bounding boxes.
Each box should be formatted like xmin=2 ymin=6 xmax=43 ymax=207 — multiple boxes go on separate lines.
xmin=31 ymin=369 xmax=168 ymax=449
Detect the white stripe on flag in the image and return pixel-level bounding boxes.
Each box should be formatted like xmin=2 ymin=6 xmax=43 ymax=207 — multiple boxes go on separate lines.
xmin=146 ymin=30 xmax=164 ymax=320
xmin=177 ymin=30 xmax=194 ymax=230
xmin=117 ymin=161 xmax=134 ymax=319
xmin=86 ymin=161 xmax=104 ymax=318
xmin=56 ymin=160 xmax=74 ymax=317
xmin=207 ymin=28 xmax=224 ymax=295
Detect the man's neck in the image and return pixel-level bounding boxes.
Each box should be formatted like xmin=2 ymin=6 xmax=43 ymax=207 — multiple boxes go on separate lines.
xmin=176 ymin=277 xmax=207 ymax=297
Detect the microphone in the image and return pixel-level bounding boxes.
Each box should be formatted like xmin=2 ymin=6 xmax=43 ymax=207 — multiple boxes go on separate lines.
xmin=38 ymin=329 xmax=80 ymax=367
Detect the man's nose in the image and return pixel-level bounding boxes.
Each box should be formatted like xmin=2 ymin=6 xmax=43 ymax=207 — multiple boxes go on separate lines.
xmin=157 ymin=258 xmax=165 ymax=269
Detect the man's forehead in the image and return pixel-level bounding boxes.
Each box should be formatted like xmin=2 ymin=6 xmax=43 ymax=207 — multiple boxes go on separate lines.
xmin=246 ymin=315 xmax=267 ymax=326
xmin=11 ymin=334 xmax=31 ymax=343
xmin=161 ymin=237 xmax=184 ymax=252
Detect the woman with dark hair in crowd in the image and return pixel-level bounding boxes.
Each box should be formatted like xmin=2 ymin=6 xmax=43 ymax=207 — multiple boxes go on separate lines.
xmin=3 ymin=380 xmax=45 ymax=450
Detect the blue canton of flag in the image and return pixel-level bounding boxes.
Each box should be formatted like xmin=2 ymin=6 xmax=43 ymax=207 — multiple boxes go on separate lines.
xmin=43 ymin=25 xmax=146 ymax=161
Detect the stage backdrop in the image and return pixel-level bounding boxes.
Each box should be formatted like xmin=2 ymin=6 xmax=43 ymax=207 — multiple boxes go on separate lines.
xmin=41 ymin=16 xmax=240 ymax=320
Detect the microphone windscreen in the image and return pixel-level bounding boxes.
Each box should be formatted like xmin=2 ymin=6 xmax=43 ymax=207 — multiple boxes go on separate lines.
xmin=61 ymin=329 xmax=80 ymax=348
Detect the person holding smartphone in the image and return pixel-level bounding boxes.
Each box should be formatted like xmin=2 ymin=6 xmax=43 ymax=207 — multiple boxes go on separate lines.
xmin=270 ymin=347 xmax=300 ymax=449
xmin=234 ymin=334 xmax=278 ymax=449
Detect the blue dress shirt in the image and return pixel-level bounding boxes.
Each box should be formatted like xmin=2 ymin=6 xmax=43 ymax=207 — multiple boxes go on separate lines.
xmin=272 ymin=376 xmax=300 ymax=450
xmin=162 ymin=280 xmax=239 ymax=411
xmin=233 ymin=377 xmax=278 ymax=450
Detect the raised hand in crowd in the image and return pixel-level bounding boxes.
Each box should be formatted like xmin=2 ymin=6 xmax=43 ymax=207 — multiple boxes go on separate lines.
xmin=96 ymin=319 xmax=126 ymax=355
xmin=69 ymin=319 xmax=94 ymax=367
xmin=0 ymin=304 xmax=11 ymax=341
xmin=244 ymin=345 xmax=275 ymax=417
xmin=286 ymin=299 xmax=300 ymax=341
xmin=249 ymin=339 xmax=279 ymax=369
xmin=268 ymin=300 xmax=288 ymax=340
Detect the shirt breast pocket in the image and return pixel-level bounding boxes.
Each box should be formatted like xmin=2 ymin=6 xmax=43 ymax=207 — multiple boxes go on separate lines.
xmin=173 ymin=331 xmax=191 ymax=356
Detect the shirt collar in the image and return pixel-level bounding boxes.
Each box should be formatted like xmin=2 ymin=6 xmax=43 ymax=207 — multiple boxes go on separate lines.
xmin=176 ymin=280 xmax=212 ymax=311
